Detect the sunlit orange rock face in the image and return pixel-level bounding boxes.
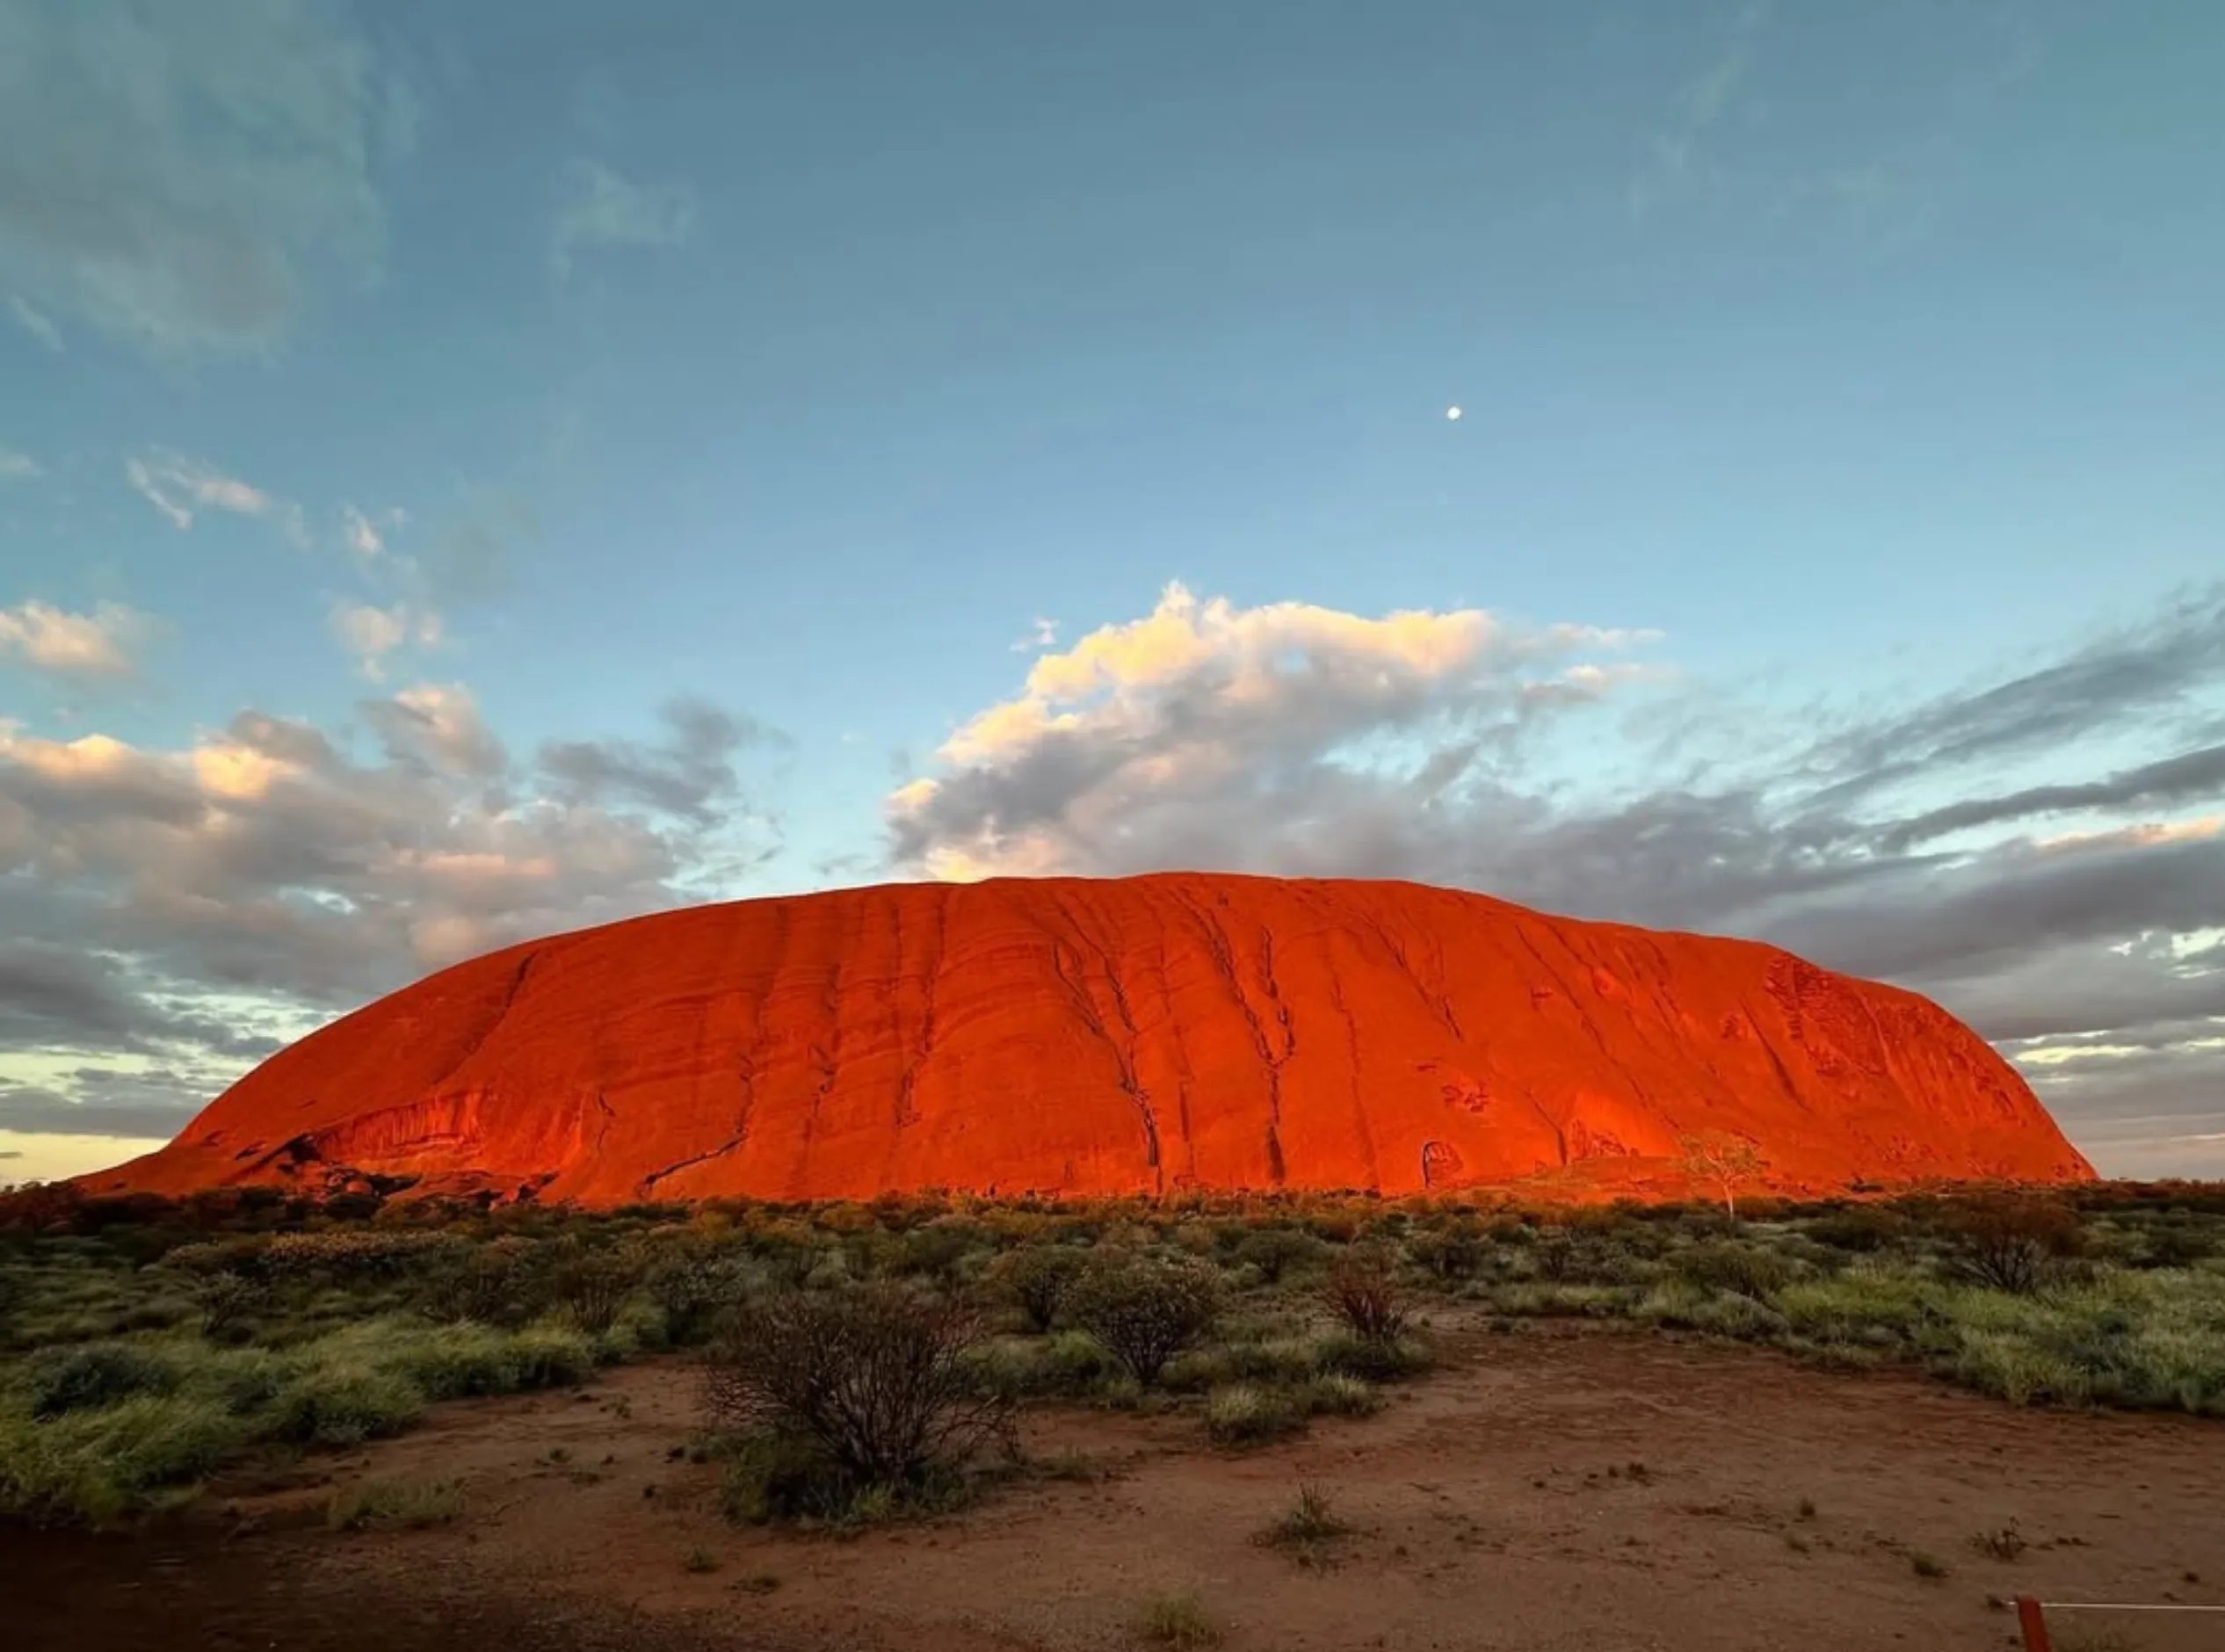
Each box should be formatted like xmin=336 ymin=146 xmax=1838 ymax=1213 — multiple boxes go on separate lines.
xmin=91 ymin=874 xmax=2094 ymax=1206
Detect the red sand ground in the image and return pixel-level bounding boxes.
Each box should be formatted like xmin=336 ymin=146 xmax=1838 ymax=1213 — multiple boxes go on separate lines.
xmin=15 ymin=1322 xmax=2222 ymax=1652
xmin=89 ymin=873 xmax=2092 ymax=1207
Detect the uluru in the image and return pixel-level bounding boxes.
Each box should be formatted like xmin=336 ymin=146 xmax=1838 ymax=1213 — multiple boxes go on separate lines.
xmin=87 ymin=874 xmax=2093 ymax=1206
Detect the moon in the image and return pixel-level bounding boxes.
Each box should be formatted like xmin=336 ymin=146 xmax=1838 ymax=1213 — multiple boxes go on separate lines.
xmin=1445 ymin=405 xmax=1462 ymax=421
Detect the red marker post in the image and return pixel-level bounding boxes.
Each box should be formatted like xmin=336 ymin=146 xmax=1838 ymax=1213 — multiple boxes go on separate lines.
xmin=2014 ymin=1597 xmax=2052 ymax=1652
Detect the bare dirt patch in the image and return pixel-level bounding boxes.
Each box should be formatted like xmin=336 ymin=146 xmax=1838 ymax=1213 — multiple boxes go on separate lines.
xmin=15 ymin=1322 xmax=2225 ymax=1651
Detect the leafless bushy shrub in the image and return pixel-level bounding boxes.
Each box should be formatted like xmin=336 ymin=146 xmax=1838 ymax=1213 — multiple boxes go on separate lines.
xmin=1941 ymin=1197 xmax=2084 ymax=1294
xmin=702 ymin=1285 xmax=1012 ymax=1489
xmin=1323 ymin=1248 xmax=1409 ymax=1342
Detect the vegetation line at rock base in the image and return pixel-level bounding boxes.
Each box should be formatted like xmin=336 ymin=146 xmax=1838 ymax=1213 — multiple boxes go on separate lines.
xmin=0 ymin=1179 xmax=2220 ymax=1526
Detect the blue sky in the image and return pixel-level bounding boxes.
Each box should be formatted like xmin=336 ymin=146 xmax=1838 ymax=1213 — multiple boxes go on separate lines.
xmin=3 ymin=0 xmax=2222 ymax=1185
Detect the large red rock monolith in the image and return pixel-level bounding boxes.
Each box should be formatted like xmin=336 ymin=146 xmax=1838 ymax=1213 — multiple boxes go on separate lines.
xmin=88 ymin=873 xmax=2093 ymax=1205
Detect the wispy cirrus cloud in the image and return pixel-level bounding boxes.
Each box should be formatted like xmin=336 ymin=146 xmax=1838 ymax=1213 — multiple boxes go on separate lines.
xmin=126 ymin=451 xmax=304 ymax=542
xmin=339 ymin=503 xmax=407 ymax=563
xmin=1627 ymin=0 xmax=1772 ymax=221
xmin=549 ymin=160 xmax=698 ymax=279
xmin=6 ymin=293 xmax=62 ymax=351
xmin=1626 ymin=3 xmax=2052 ymax=242
xmin=0 ymin=444 xmax=40 ymax=481
xmin=0 ymin=598 xmax=154 ymax=681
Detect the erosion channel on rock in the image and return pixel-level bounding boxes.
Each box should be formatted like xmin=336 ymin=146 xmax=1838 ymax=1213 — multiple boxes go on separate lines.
xmin=89 ymin=873 xmax=2095 ymax=1206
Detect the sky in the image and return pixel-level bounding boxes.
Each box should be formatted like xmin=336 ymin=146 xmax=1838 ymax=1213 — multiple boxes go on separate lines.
xmin=2 ymin=0 xmax=2222 ymax=1188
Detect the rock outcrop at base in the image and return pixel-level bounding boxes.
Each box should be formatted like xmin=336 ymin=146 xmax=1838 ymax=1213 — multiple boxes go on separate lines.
xmin=87 ymin=873 xmax=2094 ymax=1206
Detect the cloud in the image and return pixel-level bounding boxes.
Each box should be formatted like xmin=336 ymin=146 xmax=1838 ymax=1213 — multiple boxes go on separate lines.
xmin=0 ymin=1075 xmax=220 ymax=1145
xmin=339 ymin=502 xmax=406 ymax=562
xmin=0 ymin=684 xmax=785 ymax=1139
xmin=550 ymin=160 xmax=698 ymax=279
xmin=126 ymin=452 xmax=303 ymax=540
xmin=1628 ymin=2 xmax=1772 ymax=220
xmin=0 ymin=940 xmax=279 ymax=1060
xmin=0 ymin=443 xmax=40 ymax=480
xmin=359 ymin=683 xmax=509 ymax=781
xmin=890 ymin=580 xmax=1665 ymax=881
xmin=1011 ymin=618 xmax=1060 ymax=653
xmin=886 ymin=581 xmax=2225 ymax=1177
xmin=1878 ymin=743 xmax=2225 ymax=853
xmin=0 ymin=598 xmax=152 ymax=680
xmin=0 ymin=0 xmax=416 ymax=356
xmin=1625 ymin=4 xmax=2049 ymax=243
xmin=539 ymin=698 xmax=779 ymax=828
xmin=6 ymin=293 xmax=62 ymax=351
xmin=330 ymin=599 xmax=440 ymax=680
xmin=1800 ymin=587 xmax=2225 ymax=813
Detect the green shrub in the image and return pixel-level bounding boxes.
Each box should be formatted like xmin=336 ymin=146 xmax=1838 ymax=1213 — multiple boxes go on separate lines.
xmin=1408 ymin=1227 xmax=1486 ymax=1285
xmin=506 ymin=1325 xmax=597 ymax=1388
xmin=205 ymin=1348 xmax=293 ymax=1416
xmin=1160 ymin=1337 xmax=1318 ymax=1394
xmin=25 ymin=1342 xmax=181 ymax=1418
xmin=1066 ymin=1254 xmax=1221 ymax=1386
xmin=547 ymin=1242 xmax=634 ymax=1335
xmin=415 ymin=1245 xmax=541 ymax=1327
xmin=1311 ymin=1330 xmax=1430 ymax=1382
xmin=1673 ymin=1242 xmax=1796 ymax=1301
xmin=643 ymin=1250 xmax=750 ymax=1345
xmin=193 ymin=1270 xmax=267 ymax=1340
xmin=385 ymin=1324 xmax=528 ymax=1400
xmin=272 ymin=1364 xmax=424 ymax=1446
xmin=888 ymin=1224 xmax=976 ymax=1283
xmin=1233 ymin=1228 xmax=1320 ymax=1285
xmin=964 ymin=1329 xmax=1116 ymax=1400
xmin=0 ymin=1394 xmax=244 ymax=1525
xmin=984 ymin=1245 xmax=1087 ymax=1332
xmin=1802 ymin=1206 xmax=1905 ymax=1253
xmin=1638 ymin=1281 xmax=1791 ymax=1340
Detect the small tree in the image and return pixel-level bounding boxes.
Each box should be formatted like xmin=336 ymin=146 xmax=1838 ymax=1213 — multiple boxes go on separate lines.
xmin=1677 ymin=1132 xmax=1765 ymax=1221
xmin=1066 ymin=1253 xmax=1221 ymax=1386
xmin=703 ymin=1284 xmax=1011 ymax=1492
